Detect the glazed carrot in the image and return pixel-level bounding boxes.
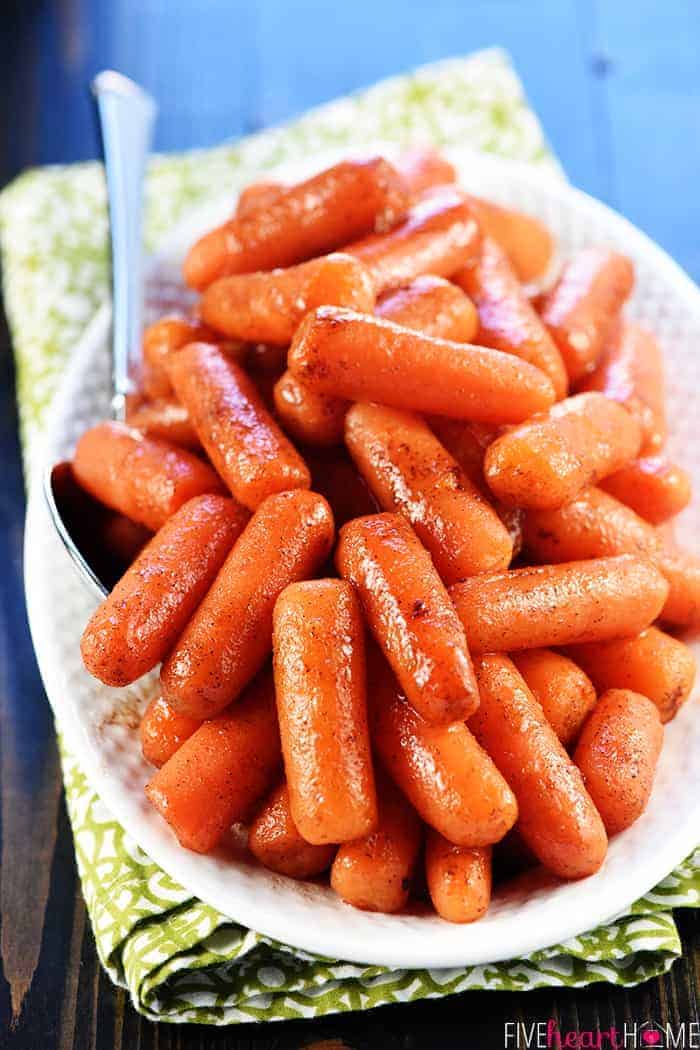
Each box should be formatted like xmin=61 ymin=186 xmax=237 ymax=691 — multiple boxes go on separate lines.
xmin=161 ymin=490 xmax=334 ymax=719
xmin=306 ymin=447 xmax=378 ymax=527
xmin=470 ymin=654 xmax=607 ymax=879
xmin=330 ymin=772 xmax=422 ymax=913
xmin=511 ymin=649 xmax=597 ymax=747
xmin=73 ymin=421 xmax=225 ymax=531
xmin=127 ymin=398 xmax=201 ymax=450
xmin=370 ymin=654 xmax=517 ymax=846
xmin=395 ymin=147 xmax=457 ymax=198
xmin=273 ymin=579 xmax=376 ymax=845
xmin=184 ymin=156 xmax=410 ymax=289
xmin=235 ymin=180 xmax=285 ymax=220
xmin=425 ymin=831 xmax=492 ymax=924
xmin=465 ymin=195 xmax=554 ymax=283
xmin=273 ymin=273 xmax=479 ymax=447
xmin=146 ymin=671 xmax=281 ymax=853
xmin=601 ymin=455 xmax=691 ymax=524
xmin=454 ymin=236 xmax=567 ymax=398
xmin=574 ymin=689 xmax=663 ymax=835
xmin=337 ymin=513 xmax=478 ymax=724
xmin=248 ymin=781 xmax=336 ymax=878
xmin=521 ymin=486 xmax=700 ymax=628
xmin=100 ymin=512 xmax=151 ymax=565
xmin=288 ymin=307 xmax=556 ymax=424
xmin=345 ymin=403 xmax=513 ymax=582
xmin=484 ymin=392 xmax=642 ymax=509
xmin=346 ymin=188 xmax=481 ymax=293
xmin=449 ymin=555 xmax=669 ymax=652
xmin=200 ymin=253 xmax=375 ymax=345
xmin=566 ymin=628 xmax=696 ymax=723
xmin=168 ymin=343 xmax=310 ymax=510
xmin=273 ymin=371 xmax=348 ymax=447
xmin=82 ymin=494 xmax=247 ymax=686
xmin=377 ymin=273 xmax=478 ymax=339
xmin=578 ymin=323 xmax=667 ymax=452
xmin=140 ymin=695 xmax=201 ymax=768
xmin=538 ymin=247 xmax=635 ymax=382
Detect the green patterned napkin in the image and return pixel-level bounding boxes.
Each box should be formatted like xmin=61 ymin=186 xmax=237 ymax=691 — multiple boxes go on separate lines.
xmin=1 ymin=49 xmax=698 ymax=1025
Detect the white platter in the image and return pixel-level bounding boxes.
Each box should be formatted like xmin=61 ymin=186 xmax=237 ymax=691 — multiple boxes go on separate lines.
xmin=24 ymin=145 xmax=700 ymax=969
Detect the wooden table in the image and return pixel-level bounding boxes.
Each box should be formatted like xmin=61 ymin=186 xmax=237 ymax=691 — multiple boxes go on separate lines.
xmin=1 ymin=2 xmax=698 ymax=1046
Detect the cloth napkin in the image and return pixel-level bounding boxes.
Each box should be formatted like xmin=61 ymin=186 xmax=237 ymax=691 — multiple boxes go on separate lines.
xmin=1 ymin=48 xmax=698 ymax=1026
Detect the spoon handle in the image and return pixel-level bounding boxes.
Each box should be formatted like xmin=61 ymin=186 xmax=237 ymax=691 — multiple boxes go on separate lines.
xmin=92 ymin=71 xmax=157 ymax=421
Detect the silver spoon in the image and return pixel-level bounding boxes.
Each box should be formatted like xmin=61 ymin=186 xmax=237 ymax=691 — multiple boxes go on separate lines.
xmin=44 ymin=71 xmax=157 ymax=599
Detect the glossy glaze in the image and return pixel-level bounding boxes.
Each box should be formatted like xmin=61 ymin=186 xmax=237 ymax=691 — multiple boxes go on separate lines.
xmin=169 ymin=342 xmax=310 ymax=509
xmin=512 ymin=649 xmax=597 ymax=747
xmin=161 ymin=490 xmax=334 ymax=719
xmin=455 ymin=235 xmax=567 ymax=397
xmin=288 ymin=306 xmax=556 ymax=423
xmin=470 ymin=653 xmax=608 ymax=880
xmin=337 ymin=513 xmax=478 ymax=724
xmin=73 ymin=420 xmax=225 ymax=531
xmin=183 ymin=156 xmax=410 ymax=289
xmin=139 ymin=695 xmax=201 ymax=768
xmin=425 ymin=831 xmax=491 ymax=924
xmin=345 ymin=403 xmax=512 ymax=583
xmin=273 ymin=579 xmax=376 ymax=845
xmin=450 ymin=554 xmax=669 ymax=652
xmin=376 ymin=273 xmax=478 ymax=342
xmin=601 ymin=454 xmax=691 ymax=523
xmin=484 ymin=392 xmax=643 ymax=509
xmin=248 ymin=781 xmax=336 ymax=879
xmin=81 ymin=494 xmax=248 ymax=685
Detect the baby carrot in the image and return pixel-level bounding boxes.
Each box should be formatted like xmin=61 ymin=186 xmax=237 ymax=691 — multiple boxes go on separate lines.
xmin=376 ymin=274 xmax=479 ymax=342
xmin=465 ymin=195 xmax=554 ymax=283
xmin=248 ymin=781 xmax=336 ymax=879
xmin=184 ymin=156 xmax=409 ymax=289
xmin=574 ymin=689 xmax=663 ymax=835
xmin=99 ymin=512 xmax=151 ymax=565
xmin=81 ymin=494 xmax=248 ymax=686
xmin=273 ymin=273 xmax=479 ymax=447
xmin=145 ymin=670 xmax=281 ymax=853
xmin=330 ymin=772 xmax=422 ymax=913
xmin=454 ymin=236 xmax=567 ymax=398
xmin=566 ymin=628 xmax=696 ymax=723
xmin=511 ymin=649 xmax=597 ymax=747
xmin=601 ymin=455 xmax=691 ymax=524
xmin=578 ymin=322 xmax=667 ymax=452
xmin=470 ymin=654 xmax=608 ymax=879
xmin=521 ymin=486 xmax=700 ymax=629
xmin=273 ymin=579 xmax=376 ymax=845
xmin=336 ymin=513 xmax=478 ymax=724
xmin=73 ymin=421 xmax=225 ymax=531
xmin=161 ymin=490 xmax=334 ymax=719
xmin=484 ymin=392 xmax=642 ymax=509
xmin=345 ymin=403 xmax=513 ymax=582
xmin=168 ymin=342 xmax=310 ymax=510
xmin=395 ymin=147 xmax=457 ymax=198
xmin=449 ymin=555 xmax=669 ymax=652
xmin=538 ymin=247 xmax=634 ymax=382
xmin=346 ymin=188 xmax=481 ymax=294
xmin=425 ymin=831 xmax=492 ymax=924
xmin=126 ymin=398 xmax=201 ymax=450
xmin=370 ymin=654 xmax=517 ymax=847
xmin=140 ymin=695 xmax=201 ymax=768
xmin=200 ymin=253 xmax=375 ymax=346
xmin=288 ymin=307 xmax=556 ymax=424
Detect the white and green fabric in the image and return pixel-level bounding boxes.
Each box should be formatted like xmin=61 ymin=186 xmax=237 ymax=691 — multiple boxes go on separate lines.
xmin=1 ymin=49 xmax=698 ymax=1025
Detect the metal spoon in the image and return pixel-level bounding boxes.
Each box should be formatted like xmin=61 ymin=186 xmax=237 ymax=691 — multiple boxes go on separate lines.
xmin=44 ymin=71 xmax=157 ymax=599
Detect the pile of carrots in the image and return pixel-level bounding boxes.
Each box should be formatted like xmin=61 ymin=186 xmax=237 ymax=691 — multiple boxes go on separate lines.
xmin=74 ymin=148 xmax=698 ymax=924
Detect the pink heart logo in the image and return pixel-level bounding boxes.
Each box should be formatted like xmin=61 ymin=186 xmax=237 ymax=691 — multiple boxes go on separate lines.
xmin=642 ymin=1032 xmax=661 ymax=1046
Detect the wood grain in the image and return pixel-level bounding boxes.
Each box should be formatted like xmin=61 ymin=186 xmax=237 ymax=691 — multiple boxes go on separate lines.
xmin=0 ymin=0 xmax=698 ymax=1046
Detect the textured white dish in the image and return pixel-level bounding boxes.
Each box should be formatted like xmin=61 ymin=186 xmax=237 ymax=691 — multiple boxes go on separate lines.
xmin=24 ymin=146 xmax=700 ymax=969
